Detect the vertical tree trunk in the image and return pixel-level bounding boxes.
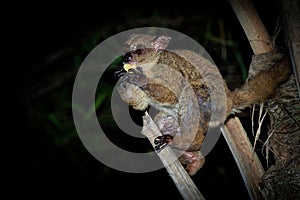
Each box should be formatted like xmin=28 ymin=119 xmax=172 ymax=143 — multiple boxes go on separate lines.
xmin=278 ymin=0 xmax=300 ymax=98
xmin=259 ymin=1 xmax=300 ymax=199
xmin=260 ymin=75 xmax=300 ymax=199
xmin=229 ymin=0 xmax=300 ymax=199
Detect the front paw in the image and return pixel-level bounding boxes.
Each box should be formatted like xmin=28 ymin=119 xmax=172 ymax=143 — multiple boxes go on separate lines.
xmin=116 ymin=80 xmax=149 ymax=111
xmin=117 ymin=67 xmax=146 ymax=92
xmin=126 ymin=67 xmax=147 ymax=87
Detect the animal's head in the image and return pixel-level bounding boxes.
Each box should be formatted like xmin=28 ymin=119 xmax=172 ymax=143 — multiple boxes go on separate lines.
xmin=121 ymin=34 xmax=171 ymax=73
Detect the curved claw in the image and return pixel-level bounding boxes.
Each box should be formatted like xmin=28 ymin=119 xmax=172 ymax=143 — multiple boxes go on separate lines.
xmin=154 ymin=136 xmax=162 ymax=145
xmin=153 ymin=134 xmax=173 ymax=152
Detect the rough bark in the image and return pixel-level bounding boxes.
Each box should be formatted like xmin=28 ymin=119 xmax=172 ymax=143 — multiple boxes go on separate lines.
xmin=258 ymin=0 xmax=300 ymax=199
xmin=259 ymin=74 xmax=300 ymax=199
xmin=229 ymin=0 xmax=300 ymax=199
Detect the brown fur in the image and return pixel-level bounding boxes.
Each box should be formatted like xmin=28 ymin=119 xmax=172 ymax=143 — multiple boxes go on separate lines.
xmin=118 ymin=34 xmax=292 ymax=175
xmin=142 ymin=83 xmax=178 ymax=104
xmin=230 ymin=55 xmax=291 ymax=110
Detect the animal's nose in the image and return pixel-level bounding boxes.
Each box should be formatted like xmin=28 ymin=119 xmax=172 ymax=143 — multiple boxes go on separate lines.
xmin=122 ymin=52 xmax=132 ymax=63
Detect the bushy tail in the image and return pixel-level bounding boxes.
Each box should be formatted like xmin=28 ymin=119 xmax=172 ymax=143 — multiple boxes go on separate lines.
xmin=229 ymin=55 xmax=291 ymax=111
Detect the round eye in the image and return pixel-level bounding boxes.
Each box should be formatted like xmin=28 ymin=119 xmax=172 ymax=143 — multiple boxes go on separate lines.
xmin=134 ymin=48 xmax=144 ymax=54
xmin=133 ymin=45 xmax=146 ymax=55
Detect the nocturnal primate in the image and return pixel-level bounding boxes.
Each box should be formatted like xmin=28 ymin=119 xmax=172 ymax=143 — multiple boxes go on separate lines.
xmin=115 ymin=34 xmax=291 ymax=175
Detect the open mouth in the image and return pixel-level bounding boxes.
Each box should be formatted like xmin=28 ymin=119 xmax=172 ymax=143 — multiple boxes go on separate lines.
xmin=114 ymin=52 xmax=137 ymax=80
xmin=122 ymin=52 xmax=137 ymax=72
xmin=120 ymin=51 xmax=137 ymax=74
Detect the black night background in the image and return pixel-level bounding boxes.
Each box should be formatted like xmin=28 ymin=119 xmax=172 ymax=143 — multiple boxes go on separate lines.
xmin=16 ymin=0 xmax=289 ymax=199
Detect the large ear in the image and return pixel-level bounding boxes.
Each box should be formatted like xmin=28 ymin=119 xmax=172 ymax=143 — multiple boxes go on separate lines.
xmin=151 ymin=36 xmax=171 ymax=52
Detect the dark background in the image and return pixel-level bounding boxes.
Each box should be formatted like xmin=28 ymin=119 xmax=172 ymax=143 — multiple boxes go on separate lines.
xmin=17 ymin=0 xmax=284 ymax=199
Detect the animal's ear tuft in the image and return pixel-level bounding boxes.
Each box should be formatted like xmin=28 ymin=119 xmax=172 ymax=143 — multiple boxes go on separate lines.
xmin=151 ymin=35 xmax=171 ymax=52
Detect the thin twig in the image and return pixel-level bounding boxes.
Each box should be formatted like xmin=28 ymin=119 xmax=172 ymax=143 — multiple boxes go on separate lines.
xmin=141 ymin=112 xmax=205 ymax=200
xmin=253 ymin=103 xmax=268 ymax=150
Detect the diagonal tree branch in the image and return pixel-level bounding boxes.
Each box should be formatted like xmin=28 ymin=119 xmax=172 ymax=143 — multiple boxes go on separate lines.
xmin=225 ymin=0 xmax=277 ymax=199
xmin=228 ymin=0 xmax=273 ymax=54
xmin=141 ymin=112 xmax=205 ymax=200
